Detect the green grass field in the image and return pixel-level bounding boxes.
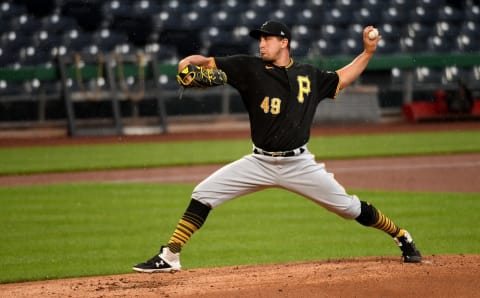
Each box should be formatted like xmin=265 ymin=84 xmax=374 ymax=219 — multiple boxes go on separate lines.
xmin=0 ymin=183 xmax=479 ymax=283
xmin=0 ymin=129 xmax=479 ymax=283
xmin=0 ymin=130 xmax=479 ymax=175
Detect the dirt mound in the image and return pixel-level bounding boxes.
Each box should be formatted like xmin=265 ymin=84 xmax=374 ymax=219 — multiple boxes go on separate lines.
xmin=1 ymin=255 xmax=478 ymax=297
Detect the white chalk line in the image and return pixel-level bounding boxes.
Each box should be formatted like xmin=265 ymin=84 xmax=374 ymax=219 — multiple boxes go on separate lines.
xmin=331 ymin=161 xmax=480 ymax=173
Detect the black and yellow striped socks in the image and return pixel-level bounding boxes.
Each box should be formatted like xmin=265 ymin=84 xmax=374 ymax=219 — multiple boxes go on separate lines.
xmin=356 ymin=201 xmax=403 ymax=238
xmin=167 ymin=199 xmax=211 ymax=253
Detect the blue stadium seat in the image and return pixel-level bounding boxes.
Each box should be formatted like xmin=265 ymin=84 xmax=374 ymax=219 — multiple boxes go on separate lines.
xmin=290 ymin=39 xmax=311 ymax=58
xmin=220 ymin=0 xmax=248 ymax=13
xmin=323 ymin=7 xmax=353 ymax=26
xmin=61 ymin=0 xmax=104 ymax=32
xmin=268 ymin=9 xmax=296 ymax=26
xmin=409 ymin=5 xmax=439 ymax=25
xmin=10 ymin=14 xmax=43 ymax=35
xmin=144 ymin=43 xmax=178 ymax=64
xmin=311 ymin=38 xmax=342 ymax=57
xmin=381 ymin=6 xmax=410 ymax=25
xmin=41 ymin=14 xmax=78 ymax=35
xmin=334 ymin=0 xmax=362 ymax=11
xmin=305 ymin=0 xmax=336 ymax=10
xmin=427 ymin=36 xmax=454 ymax=53
xmin=211 ymin=10 xmax=239 ymax=29
xmin=376 ymin=38 xmax=401 ymax=55
xmin=400 ymin=36 xmax=426 ymax=53
xmin=18 ymin=45 xmax=55 ymax=67
xmin=93 ymin=29 xmax=129 ymax=53
xmin=414 ymin=66 xmax=442 ymax=85
xmin=278 ymin=0 xmax=303 ymax=15
xmin=132 ymin=0 xmax=162 ymax=17
xmin=191 ymin=0 xmax=218 ymax=15
xmin=456 ymin=34 xmax=480 ymax=52
xmin=0 ymin=2 xmax=27 ymax=20
xmin=437 ymin=5 xmax=464 ymax=24
xmin=62 ymin=29 xmax=95 ymax=54
xmin=0 ymin=46 xmax=20 ymax=68
xmin=240 ymin=10 xmax=265 ymax=27
xmin=102 ymin=0 xmax=133 ymax=20
xmin=296 ymin=8 xmax=322 ymax=28
xmin=464 ymin=4 xmax=480 ymax=22
xmin=340 ymin=37 xmax=363 ymax=55
xmin=249 ymin=0 xmax=277 ymax=16
xmin=353 ymin=7 xmax=382 ymax=25
xmin=319 ymin=24 xmax=346 ymax=42
xmin=17 ymin=0 xmax=57 ymax=18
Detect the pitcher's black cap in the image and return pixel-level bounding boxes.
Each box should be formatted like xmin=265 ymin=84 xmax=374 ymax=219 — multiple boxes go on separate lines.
xmin=249 ymin=20 xmax=291 ymax=41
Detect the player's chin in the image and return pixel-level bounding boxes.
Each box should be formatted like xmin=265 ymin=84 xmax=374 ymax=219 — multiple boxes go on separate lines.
xmin=260 ymin=53 xmax=272 ymax=61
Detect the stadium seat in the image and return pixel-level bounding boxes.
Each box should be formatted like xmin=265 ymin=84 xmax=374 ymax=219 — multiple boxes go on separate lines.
xmin=296 ymin=8 xmax=322 ymax=28
xmin=41 ymin=14 xmax=78 ymax=35
xmin=9 ymin=14 xmax=43 ymax=35
xmin=464 ymin=4 xmax=480 ymax=22
xmin=319 ymin=24 xmax=346 ymax=42
xmin=441 ymin=66 xmax=469 ymax=85
xmin=144 ymin=42 xmax=178 ymax=64
xmin=132 ymin=0 xmax=162 ymax=16
xmin=18 ymin=46 xmax=55 ymax=67
xmin=191 ymin=0 xmax=218 ymax=15
xmin=362 ymin=0 xmax=389 ymax=11
xmin=92 ymin=29 xmax=129 ymax=53
xmin=211 ymin=10 xmax=239 ymax=29
xmin=427 ymin=36 xmax=455 ymax=53
xmin=278 ymin=0 xmax=304 ymax=15
xmin=377 ymin=23 xmax=402 ymax=41
xmin=437 ymin=5 xmax=464 ymax=24
xmin=1 ymin=30 xmax=31 ymax=50
xmin=0 ymin=2 xmax=27 ymax=21
xmin=0 ymin=46 xmax=20 ymax=68
xmin=290 ymin=39 xmax=311 ymax=58
xmin=102 ymin=0 xmax=133 ymax=20
xmin=62 ymin=29 xmax=95 ymax=54
xmin=182 ymin=11 xmax=211 ymax=29
xmin=405 ymin=22 xmax=433 ymax=40
xmin=434 ymin=21 xmax=461 ymax=39
xmin=268 ymin=9 xmax=296 ymax=26
xmin=291 ymin=25 xmax=316 ymax=44
xmin=381 ymin=6 xmax=410 ymax=25
xmin=61 ymin=0 xmax=104 ymax=32
xmin=249 ymin=0 xmax=277 ymax=16
xmin=401 ymin=36 xmax=426 ymax=53
xmin=456 ymin=34 xmax=480 ymax=52
xmin=304 ymin=0 xmax=335 ymax=12
xmin=334 ymin=0 xmax=362 ymax=11
xmin=376 ymin=38 xmax=401 ymax=55
xmin=323 ymin=7 xmax=353 ymax=26
xmin=151 ymin=11 xmax=182 ymax=31
xmin=311 ymin=38 xmax=342 ymax=57
xmin=220 ymin=0 xmax=248 ymax=13
xmin=409 ymin=5 xmax=439 ymax=25
xmin=240 ymin=9 xmax=264 ymax=27
xmin=459 ymin=21 xmax=480 ymax=40
xmin=352 ymin=7 xmax=382 ymax=25
xmin=16 ymin=0 xmax=57 ymax=18
xmin=414 ymin=67 xmax=442 ymax=85
xmin=340 ymin=37 xmax=363 ymax=55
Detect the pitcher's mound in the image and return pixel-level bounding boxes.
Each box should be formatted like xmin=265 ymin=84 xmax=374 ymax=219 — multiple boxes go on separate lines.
xmin=1 ymin=254 xmax=478 ymax=297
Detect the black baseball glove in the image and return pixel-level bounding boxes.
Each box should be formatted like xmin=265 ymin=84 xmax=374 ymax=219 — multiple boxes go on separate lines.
xmin=176 ymin=64 xmax=227 ymax=89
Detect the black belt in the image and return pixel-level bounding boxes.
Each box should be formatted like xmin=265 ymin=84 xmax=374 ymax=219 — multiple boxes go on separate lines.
xmin=253 ymin=147 xmax=305 ymax=157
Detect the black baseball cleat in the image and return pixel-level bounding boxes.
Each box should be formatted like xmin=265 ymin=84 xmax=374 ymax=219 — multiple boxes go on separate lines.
xmin=394 ymin=230 xmax=422 ymax=263
xmin=133 ymin=246 xmax=181 ymax=273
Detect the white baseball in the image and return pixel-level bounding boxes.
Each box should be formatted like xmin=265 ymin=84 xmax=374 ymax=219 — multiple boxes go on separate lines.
xmin=368 ymin=28 xmax=379 ymax=40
